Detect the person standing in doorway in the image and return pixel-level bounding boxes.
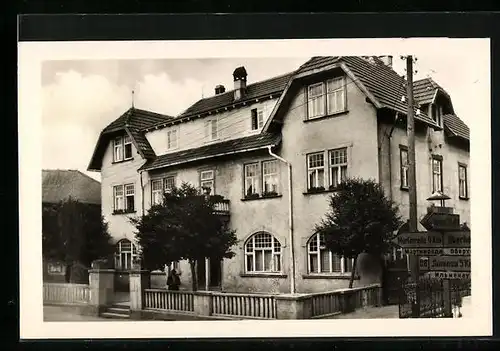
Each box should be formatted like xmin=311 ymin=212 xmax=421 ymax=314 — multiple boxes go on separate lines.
xmin=167 ymin=268 xmax=181 ymax=291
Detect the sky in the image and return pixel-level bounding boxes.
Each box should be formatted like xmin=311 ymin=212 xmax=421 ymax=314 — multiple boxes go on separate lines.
xmin=42 ymin=54 xmax=483 ymax=182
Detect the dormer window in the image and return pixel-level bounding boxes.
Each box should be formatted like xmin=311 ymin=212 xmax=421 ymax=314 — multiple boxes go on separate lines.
xmin=205 ymin=118 xmax=219 ymax=142
xmin=306 ymin=76 xmax=346 ymax=120
xmin=431 ymin=104 xmax=443 ymax=127
xmin=167 ymin=128 xmax=178 ymax=150
xmin=113 ymin=134 xmax=133 ymax=162
xmin=251 ymin=108 xmax=264 ymax=130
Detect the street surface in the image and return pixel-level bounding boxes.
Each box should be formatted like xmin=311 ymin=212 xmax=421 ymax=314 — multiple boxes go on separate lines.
xmin=44 ymin=306 xmax=108 ymax=321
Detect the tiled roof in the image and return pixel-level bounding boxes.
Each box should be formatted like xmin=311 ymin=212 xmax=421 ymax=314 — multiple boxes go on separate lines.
xmin=176 ymin=73 xmax=294 ymax=119
xmin=413 ymin=77 xmax=451 ymax=106
xmin=42 ymin=170 xmax=101 ymax=205
xmin=413 ymin=78 xmax=438 ymax=105
xmin=139 ymin=132 xmax=281 ymax=171
xmin=88 ymin=108 xmax=173 ymax=170
xmin=103 ymin=107 xmax=173 ymax=134
xmin=443 ymin=114 xmax=470 ymax=141
xmin=295 ymin=56 xmax=436 ymax=126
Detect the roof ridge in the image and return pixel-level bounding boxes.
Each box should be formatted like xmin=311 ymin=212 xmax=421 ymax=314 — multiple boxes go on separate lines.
xmin=190 ymin=70 xmax=295 ymax=104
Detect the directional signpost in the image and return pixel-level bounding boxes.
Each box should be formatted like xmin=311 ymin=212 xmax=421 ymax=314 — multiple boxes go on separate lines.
xmin=393 ymin=203 xmax=470 ymax=318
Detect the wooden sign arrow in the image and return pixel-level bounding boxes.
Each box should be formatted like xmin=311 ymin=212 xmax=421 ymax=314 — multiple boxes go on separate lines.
xmin=420 ymin=212 xmax=460 ymax=231
xmin=419 ymin=255 xmax=471 ymax=272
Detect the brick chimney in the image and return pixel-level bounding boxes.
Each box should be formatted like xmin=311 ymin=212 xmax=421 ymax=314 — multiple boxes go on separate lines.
xmin=233 ymin=66 xmax=247 ymax=100
xmin=378 ymin=55 xmax=393 ymax=67
xmin=215 ymin=84 xmax=226 ymax=95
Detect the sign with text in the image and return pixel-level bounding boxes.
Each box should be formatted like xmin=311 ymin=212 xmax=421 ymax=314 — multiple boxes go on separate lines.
xmin=420 ymin=212 xmax=460 ymax=231
xmin=403 ymin=248 xmax=443 ymax=256
xmin=443 ymin=231 xmax=471 ymax=248
xmin=423 ymin=271 xmax=470 ymax=280
xmin=442 ymin=247 xmax=471 ymax=256
xmin=419 ymin=256 xmax=471 ymax=272
xmin=394 ymin=232 xmax=444 ymax=248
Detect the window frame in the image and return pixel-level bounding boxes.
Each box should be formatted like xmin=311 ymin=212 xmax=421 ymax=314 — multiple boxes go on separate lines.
xmin=244 ymin=232 xmax=282 ymax=274
xmin=113 ymin=135 xmax=133 ymax=162
xmin=167 ymin=127 xmax=179 ymax=150
xmin=262 ymin=160 xmax=279 ymax=195
xmin=458 ymin=163 xmax=468 ymax=199
xmin=250 ymin=108 xmax=265 ymax=131
xmin=432 ymin=103 xmax=443 ymax=127
xmin=113 ymin=183 xmax=135 ymax=213
xmin=205 ymin=118 xmax=219 ymax=142
xmin=307 ymin=233 xmax=354 ymax=275
xmin=244 ymin=162 xmax=260 ymax=197
xmin=431 ymin=155 xmax=444 ymax=193
xmin=123 ymin=134 xmax=133 ymax=160
xmin=200 ymin=169 xmax=215 ymax=194
xmin=113 ymin=137 xmax=124 ymax=162
xmin=326 ymin=77 xmax=347 ymax=115
xmin=399 ymin=145 xmax=409 ymax=190
xmin=306 ymin=76 xmax=347 ymax=121
xmin=151 ymin=179 xmax=163 ymax=206
xmin=328 ymin=147 xmax=348 ymax=190
xmin=307 ymin=152 xmax=326 ymax=190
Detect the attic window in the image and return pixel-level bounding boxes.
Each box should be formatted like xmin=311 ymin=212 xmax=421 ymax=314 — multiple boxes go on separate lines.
xmin=167 ymin=128 xmax=178 ymax=150
xmin=113 ymin=135 xmax=133 ymax=162
xmin=431 ymin=104 xmax=443 ymax=127
xmin=306 ymin=76 xmax=346 ymax=120
xmin=251 ymin=108 xmax=264 ymax=130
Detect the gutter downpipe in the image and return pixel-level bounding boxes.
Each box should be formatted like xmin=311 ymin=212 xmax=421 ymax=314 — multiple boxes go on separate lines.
xmin=386 ymin=112 xmax=400 ymax=202
xmin=139 ymin=169 xmax=145 ymax=215
xmin=267 ymin=145 xmax=295 ymax=295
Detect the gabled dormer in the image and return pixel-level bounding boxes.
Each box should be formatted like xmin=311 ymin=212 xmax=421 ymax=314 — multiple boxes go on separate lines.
xmin=413 ymin=77 xmax=455 ymax=130
xmin=87 ymin=107 xmax=173 ymax=172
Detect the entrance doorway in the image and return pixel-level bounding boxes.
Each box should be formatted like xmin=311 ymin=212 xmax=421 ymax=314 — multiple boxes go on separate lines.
xmin=196 ymin=258 xmax=222 ymax=290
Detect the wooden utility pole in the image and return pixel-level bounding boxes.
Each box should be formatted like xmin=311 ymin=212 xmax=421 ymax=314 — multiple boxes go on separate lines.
xmin=406 ymin=55 xmax=421 ymax=317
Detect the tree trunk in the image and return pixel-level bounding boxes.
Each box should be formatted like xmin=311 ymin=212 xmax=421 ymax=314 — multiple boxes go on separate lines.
xmin=349 ymin=255 xmax=358 ymax=289
xmin=190 ymin=260 xmax=198 ymax=291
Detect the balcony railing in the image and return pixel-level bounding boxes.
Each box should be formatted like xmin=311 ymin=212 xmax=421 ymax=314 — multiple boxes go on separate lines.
xmin=213 ymin=199 xmax=230 ymax=216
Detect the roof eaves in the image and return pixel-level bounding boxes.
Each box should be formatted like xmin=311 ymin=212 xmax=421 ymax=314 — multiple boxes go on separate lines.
xmin=339 ymin=62 xmax=382 ymax=109
xmin=140 ymin=135 xmax=282 ymax=172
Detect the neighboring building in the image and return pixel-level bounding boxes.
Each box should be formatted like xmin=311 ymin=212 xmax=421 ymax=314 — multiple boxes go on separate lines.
xmin=88 ymin=56 xmax=470 ymax=295
xmin=42 ymin=169 xmax=102 ymax=282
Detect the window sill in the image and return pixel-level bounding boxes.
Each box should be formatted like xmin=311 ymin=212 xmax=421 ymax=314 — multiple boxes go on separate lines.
xmin=112 ymin=210 xmax=137 ymax=215
xmin=240 ymin=273 xmax=288 ymax=278
xmin=304 ymin=110 xmax=349 ymax=123
xmin=302 ymin=274 xmax=360 ymax=280
xmin=303 ymin=188 xmax=337 ymax=196
xmin=459 ymin=196 xmax=470 ymax=201
xmin=241 ymin=194 xmax=283 ymax=202
xmin=112 ymin=158 xmax=134 ymax=165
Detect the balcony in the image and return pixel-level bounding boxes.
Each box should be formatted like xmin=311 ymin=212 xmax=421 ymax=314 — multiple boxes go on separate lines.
xmin=213 ymin=199 xmax=230 ymax=217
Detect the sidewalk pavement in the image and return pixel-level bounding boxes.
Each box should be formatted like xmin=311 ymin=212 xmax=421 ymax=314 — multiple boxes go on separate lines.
xmin=44 ymin=306 xmax=108 ymax=322
xmin=328 ymin=305 xmax=399 ymax=319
